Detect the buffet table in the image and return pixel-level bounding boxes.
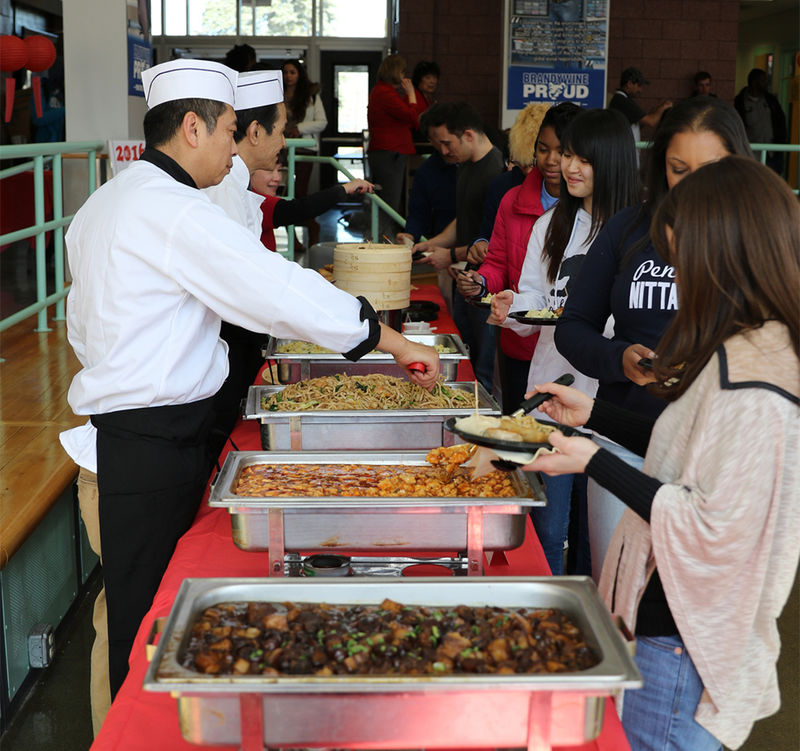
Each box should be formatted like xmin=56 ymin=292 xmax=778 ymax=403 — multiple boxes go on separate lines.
xmin=90 ymin=283 xmax=631 ymax=751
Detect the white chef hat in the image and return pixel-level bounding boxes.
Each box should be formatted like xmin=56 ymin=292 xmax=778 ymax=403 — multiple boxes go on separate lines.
xmin=235 ymin=70 xmax=284 ymax=110
xmin=141 ymin=59 xmax=238 ymax=110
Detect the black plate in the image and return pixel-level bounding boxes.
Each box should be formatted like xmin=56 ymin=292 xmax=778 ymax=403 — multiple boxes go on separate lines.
xmin=408 ymin=299 xmax=440 ymax=313
xmin=402 ymin=300 xmax=440 ymax=322
xmin=443 ymin=416 xmax=575 ymax=453
xmin=468 ymin=298 xmax=493 ymax=309
xmin=508 ymin=311 xmax=560 ymax=326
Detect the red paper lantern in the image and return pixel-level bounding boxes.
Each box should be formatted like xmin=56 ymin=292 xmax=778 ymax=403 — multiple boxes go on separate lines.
xmin=0 ymin=36 xmax=27 ymax=123
xmin=0 ymin=35 xmax=28 ymax=72
xmin=23 ymin=35 xmax=56 ymax=72
xmin=23 ymin=36 xmax=57 ymax=120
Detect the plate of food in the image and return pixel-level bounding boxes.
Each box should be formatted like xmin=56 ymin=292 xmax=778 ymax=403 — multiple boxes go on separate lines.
xmin=469 ymin=292 xmax=494 ymax=309
xmin=508 ymin=306 xmax=563 ymax=325
xmin=442 ymin=414 xmax=575 ymax=466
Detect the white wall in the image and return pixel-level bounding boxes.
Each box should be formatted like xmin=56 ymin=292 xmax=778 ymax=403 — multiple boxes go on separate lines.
xmin=63 ymin=0 xmax=146 ymax=142
xmin=62 ymin=0 xmax=148 ymax=217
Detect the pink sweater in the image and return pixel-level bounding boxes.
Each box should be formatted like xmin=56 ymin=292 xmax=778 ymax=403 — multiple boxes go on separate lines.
xmin=599 ymin=321 xmax=800 ymax=749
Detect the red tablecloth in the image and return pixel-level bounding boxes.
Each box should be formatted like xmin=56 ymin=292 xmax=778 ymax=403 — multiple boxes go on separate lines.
xmin=90 ymin=284 xmax=630 ymax=751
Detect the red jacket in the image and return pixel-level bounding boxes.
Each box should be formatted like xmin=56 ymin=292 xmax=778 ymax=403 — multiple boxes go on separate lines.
xmin=367 ymin=81 xmax=418 ymax=154
xmin=478 ymin=167 xmax=550 ymax=361
xmin=411 ymin=89 xmax=433 ymax=119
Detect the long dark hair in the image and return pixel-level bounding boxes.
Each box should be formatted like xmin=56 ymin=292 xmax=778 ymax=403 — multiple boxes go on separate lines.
xmin=542 ymin=108 xmax=639 ymax=282
xmin=621 ymin=96 xmax=753 ymax=267
xmin=282 ymin=59 xmax=314 ymax=123
xmin=650 ymin=156 xmax=800 ymax=400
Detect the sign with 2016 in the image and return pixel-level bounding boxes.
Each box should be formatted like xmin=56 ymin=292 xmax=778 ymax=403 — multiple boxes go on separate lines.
xmin=108 ymin=141 xmax=146 ymax=175
xmin=507 ymin=68 xmax=606 ymax=109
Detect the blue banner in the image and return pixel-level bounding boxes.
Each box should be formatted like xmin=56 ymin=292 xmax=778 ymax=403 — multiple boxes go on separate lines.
xmin=128 ymin=35 xmax=152 ymax=98
xmin=507 ymin=67 xmax=605 ymax=109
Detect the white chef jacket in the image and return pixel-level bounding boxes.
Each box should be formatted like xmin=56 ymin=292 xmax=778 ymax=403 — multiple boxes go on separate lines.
xmin=502 ymin=207 xmax=612 ymax=417
xmin=203 ymin=154 xmax=264 ymax=237
xmin=60 ymin=155 xmax=371 ymax=472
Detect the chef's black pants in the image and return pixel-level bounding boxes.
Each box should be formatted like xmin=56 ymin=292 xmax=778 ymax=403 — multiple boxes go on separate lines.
xmin=92 ymin=397 xmax=215 ymax=697
xmin=209 ymin=321 xmax=265 ymax=459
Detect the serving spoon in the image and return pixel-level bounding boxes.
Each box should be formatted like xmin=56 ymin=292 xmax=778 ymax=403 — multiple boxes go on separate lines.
xmin=489 ymin=373 xmax=575 ymax=471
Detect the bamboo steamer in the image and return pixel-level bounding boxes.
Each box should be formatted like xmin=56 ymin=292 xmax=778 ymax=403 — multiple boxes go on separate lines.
xmin=333 ymin=243 xmax=412 ymax=310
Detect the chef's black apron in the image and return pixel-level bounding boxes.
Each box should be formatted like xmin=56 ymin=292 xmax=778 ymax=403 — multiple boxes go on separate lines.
xmin=209 ymin=321 xmax=265 ymax=459
xmin=92 ymin=396 xmax=215 ymax=697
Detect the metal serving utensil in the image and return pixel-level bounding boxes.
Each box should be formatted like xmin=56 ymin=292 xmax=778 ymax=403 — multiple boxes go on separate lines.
xmin=488 ymin=373 xmax=575 ymax=472
xmin=509 ymin=373 xmax=574 ymax=418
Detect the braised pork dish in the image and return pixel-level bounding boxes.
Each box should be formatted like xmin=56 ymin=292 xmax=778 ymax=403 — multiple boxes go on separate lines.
xmin=182 ymin=599 xmax=599 ymax=676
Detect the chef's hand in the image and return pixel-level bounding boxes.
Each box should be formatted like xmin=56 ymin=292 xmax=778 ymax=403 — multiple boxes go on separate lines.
xmin=399 ymin=340 xmax=441 ymax=388
xmin=377 ymin=324 xmax=440 ymax=388
xmin=528 ymin=381 xmax=593 ymax=427
xmin=488 ymin=290 xmax=513 ymax=325
xmin=343 ymin=179 xmax=374 ymax=195
xmin=622 ymin=343 xmax=657 ymax=385
xmin=396 ymin=232 xmax=415 ymax=247
xmin=456 ymin=269 xmax=484 ymax=298
xmin=521 ymin=431 xmax=599 ymax=476
xmin=466 ymin=240 xmax=488 ymax=265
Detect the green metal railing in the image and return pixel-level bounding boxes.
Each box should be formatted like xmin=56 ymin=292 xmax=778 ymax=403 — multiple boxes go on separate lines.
xmin=286 ymin=139 xmax=403 ymax=260
xmin=0 ymin=141 xmax=105 ymax=335
xmin=751 ymin=144 xmax=800 ymax=192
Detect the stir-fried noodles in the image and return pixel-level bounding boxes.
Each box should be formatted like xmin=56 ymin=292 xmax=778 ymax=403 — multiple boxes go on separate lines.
xmin=261 ymin=373 xmax=472 ymax=411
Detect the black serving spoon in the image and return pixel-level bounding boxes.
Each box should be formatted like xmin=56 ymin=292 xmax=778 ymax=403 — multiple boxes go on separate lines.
xmin=490 ymin=373 xmax=575 ymax=471
xmin=509 ymin=373 xmax=575 ymax=417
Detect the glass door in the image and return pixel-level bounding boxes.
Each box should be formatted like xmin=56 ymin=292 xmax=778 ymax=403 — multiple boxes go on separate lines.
xmin=319 ymin=50 xmax=383 ymax=187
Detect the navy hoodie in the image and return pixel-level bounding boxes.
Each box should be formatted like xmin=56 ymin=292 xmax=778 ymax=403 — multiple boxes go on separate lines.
xmin=555 ymin=205 xmax=677 ymax=418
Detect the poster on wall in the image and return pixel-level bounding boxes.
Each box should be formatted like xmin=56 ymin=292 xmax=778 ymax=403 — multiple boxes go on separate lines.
xmin=128 ymin=34 xmax=152 ymax=97
xmin=504 ymin=0 xmax=608 ymax=121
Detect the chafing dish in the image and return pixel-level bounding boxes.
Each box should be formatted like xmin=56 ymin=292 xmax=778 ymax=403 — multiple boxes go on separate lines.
xmin=144 ymin=577 xmax=641 ymax=750
xmin=209 ymin=450 xmax=545 ymax=574
xmin=263 ymin=333 xmax=469 ymax=383
xmin=244 ymin=381 xmax=500 ymax=451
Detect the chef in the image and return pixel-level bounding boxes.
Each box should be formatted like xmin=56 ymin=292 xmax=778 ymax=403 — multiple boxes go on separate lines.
xmin=60 ymin=58 xmax=440 ymax=733
xmin=204 ymin=69 xmax=289 ymax=452
xmin=203 ymin=68 xmax=285 ymax=235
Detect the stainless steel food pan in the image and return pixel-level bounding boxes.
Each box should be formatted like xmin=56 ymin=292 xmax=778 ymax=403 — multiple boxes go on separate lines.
xmin=208 ymin=450 xmax=545 ymax=556
xmin=244 ymin=381 xmax=500 ymax=451
xmin=143 ymin=577 xmax=641 ymax=749
xmin=263 ymin=333 xmax=469 ymax=383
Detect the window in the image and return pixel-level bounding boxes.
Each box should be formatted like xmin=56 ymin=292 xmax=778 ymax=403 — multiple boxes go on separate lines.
xmin=244 ymin=0 xmax=312 ymax=37
xmin=318 ymin=0 xmax=387 ymax=38
xmin=151 ymin=0 xmax=386 ymax=38
xmin=191 ymin=0 xmax=237 ymax=36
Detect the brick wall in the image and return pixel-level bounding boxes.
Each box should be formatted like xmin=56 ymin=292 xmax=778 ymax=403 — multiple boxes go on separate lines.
xmin=608 ymin=0 xmax=740 ymax=111
xmin=398 ymin=0 xmax=504 ymax=127
xmin=398 ymin=0 xmax=740 ymax=128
